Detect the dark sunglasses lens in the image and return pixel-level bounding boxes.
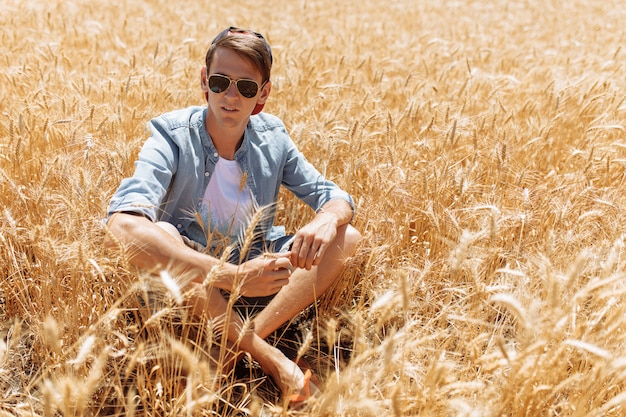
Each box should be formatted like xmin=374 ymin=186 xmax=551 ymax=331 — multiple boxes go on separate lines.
xmin=237 ymin=80 xmax=259 ymax=98
xmin=208 ymin=75 xmax=230 ymax=93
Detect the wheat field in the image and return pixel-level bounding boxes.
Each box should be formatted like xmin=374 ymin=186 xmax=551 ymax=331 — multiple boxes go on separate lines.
xmin=2 ymin=0 xmax=626 ymax=415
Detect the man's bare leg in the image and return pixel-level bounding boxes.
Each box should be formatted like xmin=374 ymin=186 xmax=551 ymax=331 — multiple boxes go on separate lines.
xmin=186 ymin=284 xmax=309 ymax=395
xmin=253 ymin=223 xmax=362 ymax=339
xmin=156 ymin=222 xmax=361 ymax=396
xmin=155 ymin=222 xmax=310 ymax=394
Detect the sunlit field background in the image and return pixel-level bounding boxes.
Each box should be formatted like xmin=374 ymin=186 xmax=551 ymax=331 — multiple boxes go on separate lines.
xmin=3 ymin=0 xmax=626 ymax=415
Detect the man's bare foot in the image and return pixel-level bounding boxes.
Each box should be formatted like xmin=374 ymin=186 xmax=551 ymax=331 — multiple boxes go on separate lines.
xmin=230 ymin=329 xmax=319 ymax=402
xmin=254 ymin=344 xmax=311 ymax=396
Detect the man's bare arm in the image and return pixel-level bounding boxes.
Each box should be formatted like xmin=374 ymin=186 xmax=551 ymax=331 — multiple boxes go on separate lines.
xmin=289 ymin=198 xmax=354 ymax=270
xmin=104 ymin=212 xmax=293 ymax=296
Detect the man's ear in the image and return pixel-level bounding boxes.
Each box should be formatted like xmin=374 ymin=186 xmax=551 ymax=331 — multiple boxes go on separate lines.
xmin=258 ymin=80 xmax=272 ymax=104
xmin=251 ymin=81 xmax=271 ymax=115
xmin=200 ymin=67 xmax=209 ymax=101
xmin=200 ymin=67 xmax=209 ymax=92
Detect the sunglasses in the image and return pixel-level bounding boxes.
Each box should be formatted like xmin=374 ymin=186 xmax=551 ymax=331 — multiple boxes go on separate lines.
xmin=208 ymin=74 xmax=263 ymax=98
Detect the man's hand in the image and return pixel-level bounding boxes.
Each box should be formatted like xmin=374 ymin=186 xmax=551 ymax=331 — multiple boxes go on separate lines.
xmin=289 ymin=210 xmax=339 ymax=270
xmin=230 ymin=253 xmax=294 ymax=297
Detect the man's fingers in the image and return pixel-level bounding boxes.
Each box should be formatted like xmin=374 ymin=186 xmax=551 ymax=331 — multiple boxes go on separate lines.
xmin=240 ymin=259 xmax=293 ymax=297
xmin=293 ymin=244 xmax=315 ymax=270
xmin=272 ymin=256 xmax=294 ymax=272
xmin=290 ymin=231 xmax=331 ymax=269
xmin=312 ymin=242 xmax=327 ymax=266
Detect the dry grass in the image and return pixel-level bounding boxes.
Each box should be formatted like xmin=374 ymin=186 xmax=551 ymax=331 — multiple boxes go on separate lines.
xmin=2 ymin=0 xmax=626 ymax=415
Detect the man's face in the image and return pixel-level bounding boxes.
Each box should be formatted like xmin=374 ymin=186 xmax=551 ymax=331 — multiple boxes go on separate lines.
xmin=203 ymin=47 xmax=270 ymax=129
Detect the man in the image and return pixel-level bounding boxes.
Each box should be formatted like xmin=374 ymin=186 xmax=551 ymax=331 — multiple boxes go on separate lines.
xmin=105 ymin=27 xmax=361 ymax=402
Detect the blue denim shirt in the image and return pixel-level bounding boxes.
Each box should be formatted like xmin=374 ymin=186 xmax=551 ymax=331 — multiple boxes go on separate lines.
xmin=107 ymin=106 xmax=354 ymax=248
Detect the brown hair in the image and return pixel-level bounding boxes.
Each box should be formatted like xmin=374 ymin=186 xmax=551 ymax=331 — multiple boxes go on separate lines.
xmin=205 ymin=33 xmax=272 ymax=83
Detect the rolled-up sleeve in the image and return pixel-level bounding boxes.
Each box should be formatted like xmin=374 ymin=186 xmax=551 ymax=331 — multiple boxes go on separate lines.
xmin=107 ymin=117 xmax=179 ymax=222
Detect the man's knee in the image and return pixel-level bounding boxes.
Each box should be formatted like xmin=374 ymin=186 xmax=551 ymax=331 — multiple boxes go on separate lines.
xmin=156 ymin=221 xmax=185 ymax=243
xmin=338 ymin=223 xmax=362 ymax=256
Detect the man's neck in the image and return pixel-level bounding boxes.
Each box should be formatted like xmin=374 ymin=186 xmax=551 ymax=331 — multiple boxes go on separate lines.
xmin=205 ymin=116 xmax=246 ymax=160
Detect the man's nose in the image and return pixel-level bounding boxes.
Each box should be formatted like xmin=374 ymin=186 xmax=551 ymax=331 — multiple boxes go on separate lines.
xmin=225 ymin=81 xmax=238 ymax=97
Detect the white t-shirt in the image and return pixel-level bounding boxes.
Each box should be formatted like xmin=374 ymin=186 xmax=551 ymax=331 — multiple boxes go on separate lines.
xmin=201 ymin=157 xmax=254 ymax=240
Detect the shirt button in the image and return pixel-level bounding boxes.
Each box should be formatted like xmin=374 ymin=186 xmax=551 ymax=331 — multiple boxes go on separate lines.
xmin=176 ymin=224 xmax=182 ymax=229
xmin=205 ymin=172 xmax=209 ymax=177
xmin=213 ymin=152 xmax=218 ymax=158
